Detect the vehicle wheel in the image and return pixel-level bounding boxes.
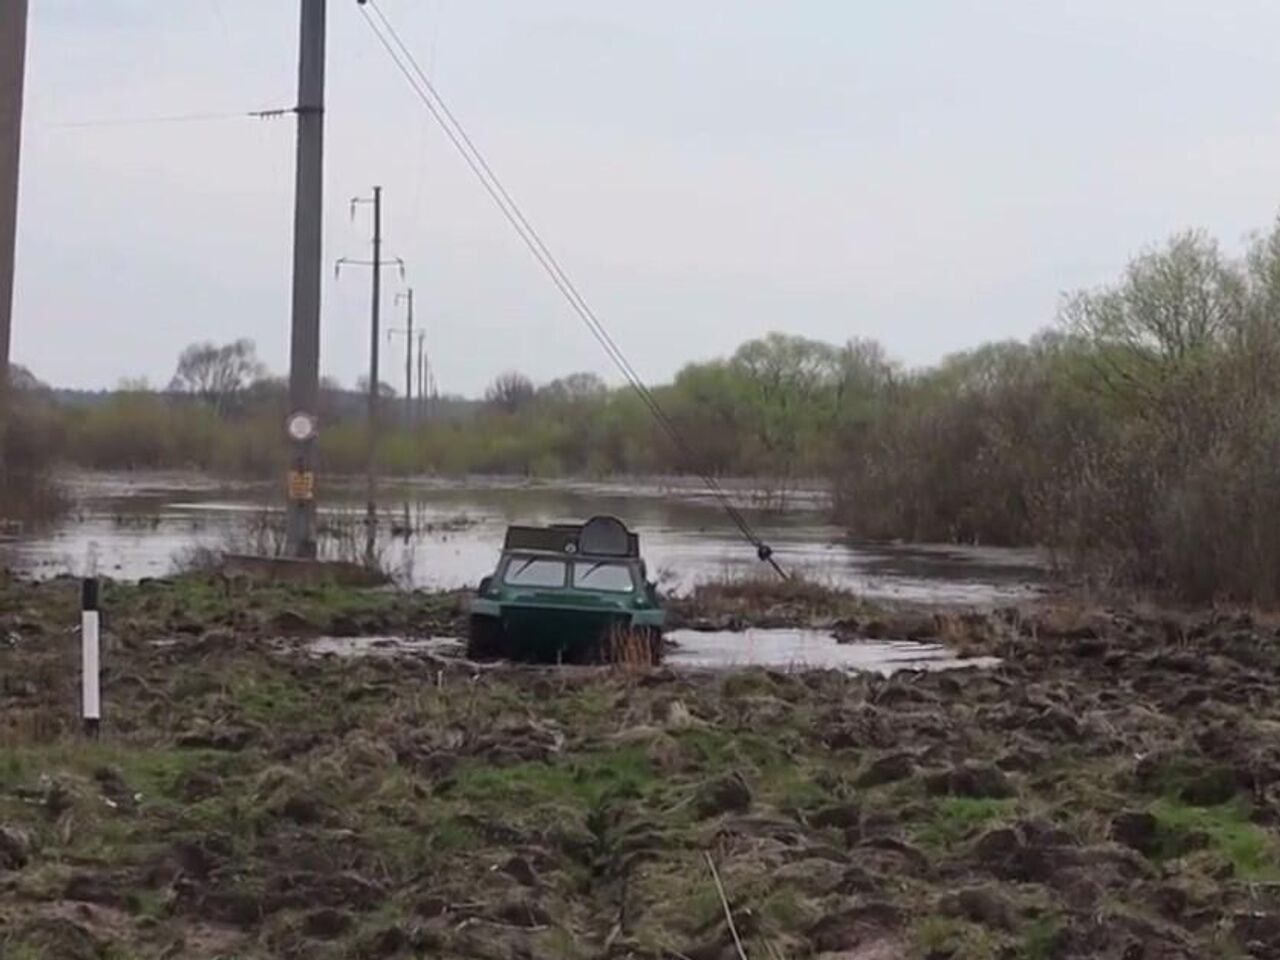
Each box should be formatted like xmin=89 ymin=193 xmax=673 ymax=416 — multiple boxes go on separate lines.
xmin=467 ymin=615 xmax=507 ymax=661
xmin=599 ymin=624 xmax=663 ymax=667
xmin=639 ymin=626 xmax=664 ymax=666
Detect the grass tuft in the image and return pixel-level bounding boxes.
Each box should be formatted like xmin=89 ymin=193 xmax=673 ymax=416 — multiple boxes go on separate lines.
xmin=1149 ymin=798 xmax=1280 ymax=880
xmin=915 ymin=796 xmax=1017 ymax=851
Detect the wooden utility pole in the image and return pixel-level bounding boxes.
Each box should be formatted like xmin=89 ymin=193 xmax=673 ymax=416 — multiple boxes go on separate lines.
xmin=337 ymin=188 xmax=403 ymax=563
xmin=285 ymin=0 xmax=326 ymax=559
xmin=0 ymin=0 xmax=29 ymax=481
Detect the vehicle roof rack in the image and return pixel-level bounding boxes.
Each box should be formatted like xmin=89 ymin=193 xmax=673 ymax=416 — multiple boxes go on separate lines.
xmin=504 ymin=515 xmax=638 ymax=558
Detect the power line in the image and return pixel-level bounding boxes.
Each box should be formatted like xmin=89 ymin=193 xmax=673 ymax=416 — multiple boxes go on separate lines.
xmin=46 ymin=107 xmax=297 ymax=130
xmin=357 ymin=0 xmax=785 ymax=578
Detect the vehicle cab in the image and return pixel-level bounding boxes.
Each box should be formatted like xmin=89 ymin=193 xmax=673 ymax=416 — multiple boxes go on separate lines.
xmin=467 ymin=516 xmax=664 ymax=663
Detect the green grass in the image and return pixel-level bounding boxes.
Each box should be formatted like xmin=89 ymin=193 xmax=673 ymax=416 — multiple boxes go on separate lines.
xmin=0 ymin=743 xmax=246 ymax=871
xmin=910 ymin=912 xmax=1060 ymax=960
xmin=1137 ymin=756 xmax=1237 ymax=804
xmin=670 ymin=726 xmax=833 ymax=808
xmin=0 ymin=742 xmax=224 ymax=798
xmin=423 ymin=816 xmax=481 ymax=853
xmin=180 ymin=794 xmax=259 ymax=848
xmin=226 ymin=669 xmax=311 ymax=725
xmin=626 ymin=854 xmax=726 ymax=943
xmin=915 ymin=796 xmax=1016 ymax=851
xmin=104 ymin=573 xmax=423 ymax=637
xmin=911 ymin=915 xmax=999 ymax=958
xmin=544 ymin=684 xmax=618 ymax=725
xmin=1016 ymin=916 xmax=1064 ymax=960
xmin=124 ymin=887 xmax=171 ymax=920
xmin=1149 ymin=798 xmax=1280 ymax=880
xmin=447 ymin=746 xmax=657 ymax=812
xmin=760 ymin=884 xmax=821 ymax=929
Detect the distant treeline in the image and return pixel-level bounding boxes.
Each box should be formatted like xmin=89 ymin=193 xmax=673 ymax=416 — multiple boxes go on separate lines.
xmin=10 ymin=218 xmax=1280 ymax=601
xmin=4 ymin=331 xmax=870 ymax=481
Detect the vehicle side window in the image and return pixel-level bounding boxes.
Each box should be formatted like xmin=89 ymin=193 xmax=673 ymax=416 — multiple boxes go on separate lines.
xmin=503 ymin=557 xmax=567 ymax=588
xmin=573 ymin=562 xmax=635 ymax=593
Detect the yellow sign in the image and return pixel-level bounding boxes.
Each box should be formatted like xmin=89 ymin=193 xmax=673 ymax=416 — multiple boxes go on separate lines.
xmin=288 ymin=470 xmax=315 ymax=501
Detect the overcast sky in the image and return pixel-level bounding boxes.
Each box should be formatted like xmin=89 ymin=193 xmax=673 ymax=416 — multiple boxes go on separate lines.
xmin=12 ymin=1 xmax=1280 ymax=394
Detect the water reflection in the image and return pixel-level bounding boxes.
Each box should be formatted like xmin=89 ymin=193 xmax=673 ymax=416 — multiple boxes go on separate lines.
xmin=1 ymin=473 xmax=1045 ymax=605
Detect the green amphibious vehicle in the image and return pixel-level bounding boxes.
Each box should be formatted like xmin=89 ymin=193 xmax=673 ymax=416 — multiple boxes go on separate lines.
xmin=466 ymin=516 xmax=665 ymax=664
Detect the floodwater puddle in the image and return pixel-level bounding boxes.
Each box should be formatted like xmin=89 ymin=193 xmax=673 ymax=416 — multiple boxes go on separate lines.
xmin=299 ymin=629 xmax=998 ymax=676
xmin=666 ymin=628 xmax=1000 ymax=675
xmin=304 ymin=635 xmax=462 ymax=658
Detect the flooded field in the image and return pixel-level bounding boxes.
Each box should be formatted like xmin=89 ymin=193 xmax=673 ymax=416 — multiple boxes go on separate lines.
xmin=0 ymin=471 xmax=1045 ymax=605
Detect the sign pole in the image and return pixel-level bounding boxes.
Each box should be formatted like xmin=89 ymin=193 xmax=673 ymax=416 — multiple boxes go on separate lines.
xmin=81 ymin=578 xmax=101 ymax=739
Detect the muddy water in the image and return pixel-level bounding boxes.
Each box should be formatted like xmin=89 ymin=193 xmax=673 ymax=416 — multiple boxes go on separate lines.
xmin=665 ymin=629 xmax=1002 ymax=674
xmin=304 ymin=636 xmax=464 ymax=659
xmin=300 ymin=631 xmax=999 ymax=676
xmin=2 ymin=472 xmax=1045 ymax=605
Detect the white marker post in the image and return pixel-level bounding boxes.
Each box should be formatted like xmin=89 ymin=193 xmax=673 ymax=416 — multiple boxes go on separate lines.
xmin=81 ymin=577 xmax=101 ymax=738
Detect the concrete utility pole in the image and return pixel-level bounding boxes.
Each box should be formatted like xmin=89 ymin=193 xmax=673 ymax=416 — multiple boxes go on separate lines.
xmin=0 ymin=0 xmax=30 ymax=479
xmin=367 ymin=185 xmax=381 ymax=542
xmin=284 ymin=0 xmax=327 ymax=559
xmin=391 ymin=288 xmax=414 ymax=423
xmin=337 ymin=188 xmax=403 ymax=563
xmin=415 ymin=331 xmax=426 ymax=421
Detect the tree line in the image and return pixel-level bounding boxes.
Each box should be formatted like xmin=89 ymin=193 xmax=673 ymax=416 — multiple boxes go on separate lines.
xmin=10 ymin=217 xmax=1280 ymax=600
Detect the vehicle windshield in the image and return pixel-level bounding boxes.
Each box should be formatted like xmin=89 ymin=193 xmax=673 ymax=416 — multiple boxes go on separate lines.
xmin=572 ymin=561 xmax=635 ymax=593
xmin=503 ymin=556 xmax=568 ymax=588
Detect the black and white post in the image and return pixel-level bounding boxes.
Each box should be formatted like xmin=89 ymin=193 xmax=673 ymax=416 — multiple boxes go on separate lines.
xmin=81 ymin=578 xmax=101 ymax=738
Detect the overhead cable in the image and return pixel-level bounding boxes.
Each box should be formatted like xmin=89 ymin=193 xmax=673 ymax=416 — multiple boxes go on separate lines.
xmin=357 ymin=0 xmax=787 ymax=579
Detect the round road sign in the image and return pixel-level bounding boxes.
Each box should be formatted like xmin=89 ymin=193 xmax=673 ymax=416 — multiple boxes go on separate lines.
xmin=286 ymin=411 xmax=318 ymax=443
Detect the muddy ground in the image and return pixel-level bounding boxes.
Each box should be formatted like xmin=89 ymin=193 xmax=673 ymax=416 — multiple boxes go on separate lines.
xmin=0 ymin=574 xmax=1278 ymax=959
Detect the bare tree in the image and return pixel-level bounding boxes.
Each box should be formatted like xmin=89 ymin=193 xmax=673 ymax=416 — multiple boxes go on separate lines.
xmin=116 ymin=376 xmax=152 ymax=394
xmin=9 ymin=363 xmax=42 ymax=392
xmin=169 ymin=339 xmax=266 ymax=416
xmin=485 ymin=371 xmax=535 ymax=414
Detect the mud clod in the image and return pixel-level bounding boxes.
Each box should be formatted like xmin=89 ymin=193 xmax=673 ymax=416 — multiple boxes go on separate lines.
xmin=302 ymin=907 xmax=354 ymax=939
xmin=807 ymin=902 xmax=903 ymax=952
xmin=941 ymin=885 xmax=1019 ymax=930
xmin=695 ymin=772 xmax=753 ymax=818
xmin=856 ymin=752 xmax=917 ymax=787
xmin=0 ymin=824 xmax=32 ymax=869
xmin=501 ymin=855 xmax=540 ymax=887
xmin=176 ymin=722 xmax=257 ymax=751
xmin=924 ymin=762 xmax=1015 ymax=799
xmin=1112 ymin=810 xmax=1160 ymax=856
xmin=2 ymin=918 xmax=103 ymax=960
xmin=810 ymin=801 xmax=862 ymax=830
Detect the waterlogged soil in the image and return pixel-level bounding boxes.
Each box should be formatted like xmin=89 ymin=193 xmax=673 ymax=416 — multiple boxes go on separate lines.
xmin=1 ymin=576 xmax=1280 ymax=959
